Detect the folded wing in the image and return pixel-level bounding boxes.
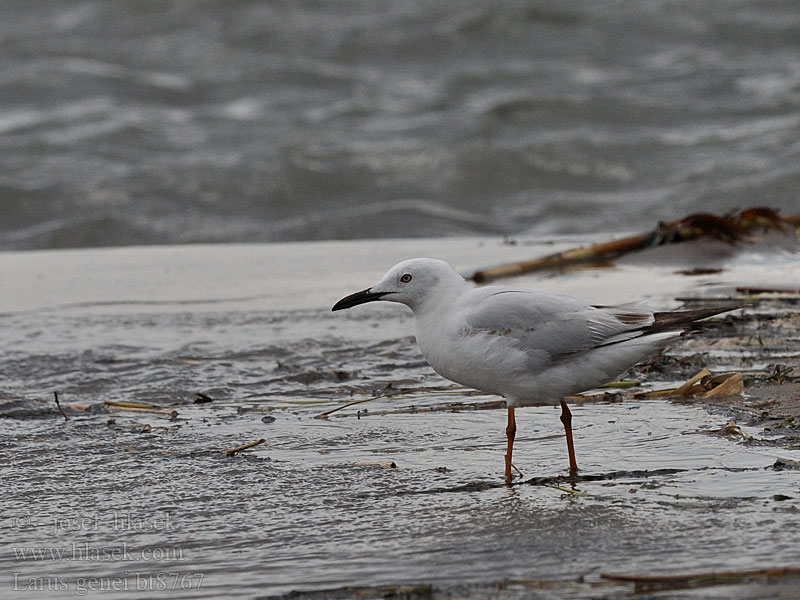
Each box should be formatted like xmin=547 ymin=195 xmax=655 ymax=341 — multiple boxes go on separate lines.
xmin=463 ymin=290 xmax=661 ymax=361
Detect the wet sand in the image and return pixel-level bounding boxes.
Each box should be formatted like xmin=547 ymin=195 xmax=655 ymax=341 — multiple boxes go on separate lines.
xmin=1 ymin=236 xmax=799 ymax=599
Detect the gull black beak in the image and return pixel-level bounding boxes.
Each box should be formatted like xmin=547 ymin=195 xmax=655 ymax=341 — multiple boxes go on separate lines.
xmin=331 ymin=288 xmax=387 ymax=311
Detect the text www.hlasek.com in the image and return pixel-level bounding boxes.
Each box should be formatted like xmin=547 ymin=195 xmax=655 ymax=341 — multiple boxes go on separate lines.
xmin=13 ymin=542 xmax=182 ymax=562
xmin=12 ymin=572 xmax=204 ymax=595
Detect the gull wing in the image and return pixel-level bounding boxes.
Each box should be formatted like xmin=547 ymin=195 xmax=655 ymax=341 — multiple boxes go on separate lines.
xmin=462 ymin=289 xmax=657 ymax=360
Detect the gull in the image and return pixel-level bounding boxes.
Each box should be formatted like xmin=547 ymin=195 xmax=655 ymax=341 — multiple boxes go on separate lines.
xmin=332 ymin=258 xmax=735 ymax=482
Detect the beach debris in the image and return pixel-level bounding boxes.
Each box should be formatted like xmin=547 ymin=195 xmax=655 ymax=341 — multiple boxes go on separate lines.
xmin=317 ymin=384 xmax=472 ymax=418
xmin=710 ymin=421 xmax=754 ymax=442
xmin=105 ymin=400 xmax=164 ymax=410
xmin=771 ymin=457 xmax=800 ymax=471
xmin=675 ymin=369 xmax=711 ymax=395
xmin=325 ymin=399 xmax=508 ymax=419
xmin=675 ymin=267 xmax=724 ymax=276
xmin=743 ymin=397 xmax=776 ymax=409
xmin=601 ymin=566 xmax=800 ymax=593
xmin=764 ymin=365 xmax=794 ymax=383
xmin=735 ymin=206 xmax=799 ymax=229
xmin=736 ymin=285 xmax=800 ymax=295
xmin=549 ymin=484 xmax=589 ymax=496
xmin=318 ymin=396 xmax=377 ymax=419
xmin=224 ymin=438 xmax=265 ymax=456
xmin=104 ymin=400 xmax=179 ymax=420
xmin=636 ymin=370 xmax=744 ymax=399
xmin=354 ymin=461 xmax=397 ymax=468
xmin=599 ymin=380 xmax=641 ymax=389
xmin=53 ymin=391 xmax=68 ymax=421
xmin=194 ymin=392 xmax=213 ymax=404
xmin=106 ymin=422 xmax=179 ymax=434
xmin=701 ymin=373 xmax=744 ymax=398
xmin=467 ymin=207 xmax=799 ymax=282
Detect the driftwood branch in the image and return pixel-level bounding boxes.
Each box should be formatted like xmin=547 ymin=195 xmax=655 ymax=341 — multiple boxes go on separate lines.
xmin=53 ymin=392 xmax=68 ymax=421
xmin=468 ymin=208 xmax=799 ymax=283
xmin=104 ymin=400 xmax=178 ymax=419
xmin=225 ymin=438 xmax=265 ymax=456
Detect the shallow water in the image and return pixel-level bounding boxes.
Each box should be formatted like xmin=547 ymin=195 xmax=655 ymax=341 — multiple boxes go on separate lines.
xmin=2 ymin=237 xmax=800 ymax=599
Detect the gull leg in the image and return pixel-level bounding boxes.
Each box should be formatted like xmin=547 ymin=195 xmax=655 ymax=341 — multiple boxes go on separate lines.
xmin=560 ymin=400 xmax=579 ymax=475
xmin=505 ymin=407 xmax=516 ymax=483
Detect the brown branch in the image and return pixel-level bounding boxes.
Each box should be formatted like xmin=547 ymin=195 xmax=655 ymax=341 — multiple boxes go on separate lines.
xmin=225 ymin=438 xmax=265 ymax=456
xmin=53 ymin=391 xmax=68 ymax=421
xmin=469 ymin=208 xmax=798 ymax=283
xmin=318 ymin=396 xmax=378 ymax=420
xmin=104 ymin=401 xmax=178 ymax=419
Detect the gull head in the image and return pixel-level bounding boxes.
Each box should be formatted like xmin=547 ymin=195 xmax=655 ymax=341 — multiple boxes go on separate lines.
xmin=332 ymin=258 xmax=466 ymax=313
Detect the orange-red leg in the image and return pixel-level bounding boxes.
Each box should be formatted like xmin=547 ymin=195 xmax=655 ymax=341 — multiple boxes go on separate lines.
xmin=505 ymin=407 xmax=516 ymax=483
xmin=560 ymin=400 xmax=579 ymax=475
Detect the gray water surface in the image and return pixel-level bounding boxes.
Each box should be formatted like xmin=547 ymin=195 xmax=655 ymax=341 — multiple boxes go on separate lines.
xmin=2 ymin=1 xmax=799 ymax=248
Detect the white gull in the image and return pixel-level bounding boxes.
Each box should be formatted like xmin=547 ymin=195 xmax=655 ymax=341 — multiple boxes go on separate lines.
xmin=332 ymin=258 xmax=735 ymax=482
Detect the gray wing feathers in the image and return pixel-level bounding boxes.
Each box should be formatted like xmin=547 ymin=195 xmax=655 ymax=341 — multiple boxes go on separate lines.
xmin=464 ymin=290 xmax=657 ymax=358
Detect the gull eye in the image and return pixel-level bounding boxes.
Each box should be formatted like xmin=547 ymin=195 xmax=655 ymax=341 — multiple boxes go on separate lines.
xmin=399 ymin=273 xmax=412 ymax=283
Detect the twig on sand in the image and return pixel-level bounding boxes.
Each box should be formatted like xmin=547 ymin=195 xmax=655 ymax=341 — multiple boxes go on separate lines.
xmin=53 ymin=392 xmax=68 ymax=421
xmin=327 ymin=399 xmax=508 ymax=418
xmin=318 ymin=396 xmax=378 ymax=420
xmin=549 ymin=484 xmax=589 ymax=496
xmin=105 ymin=400 xmax=166 ymax=410
xmin=318 ymin=384 xmax=469 ymax=419
xmin=104 ymin=400 xmax=178 ymax=419
xmin=224 ymin=438 xmax=265 ymax=456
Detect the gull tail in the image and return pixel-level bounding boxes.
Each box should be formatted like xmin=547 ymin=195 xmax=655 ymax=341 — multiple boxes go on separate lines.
xmin=596 ymin=304 xmax=742 ymax=349
xmin=648 ymin=304 xmax=742 ymax=336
